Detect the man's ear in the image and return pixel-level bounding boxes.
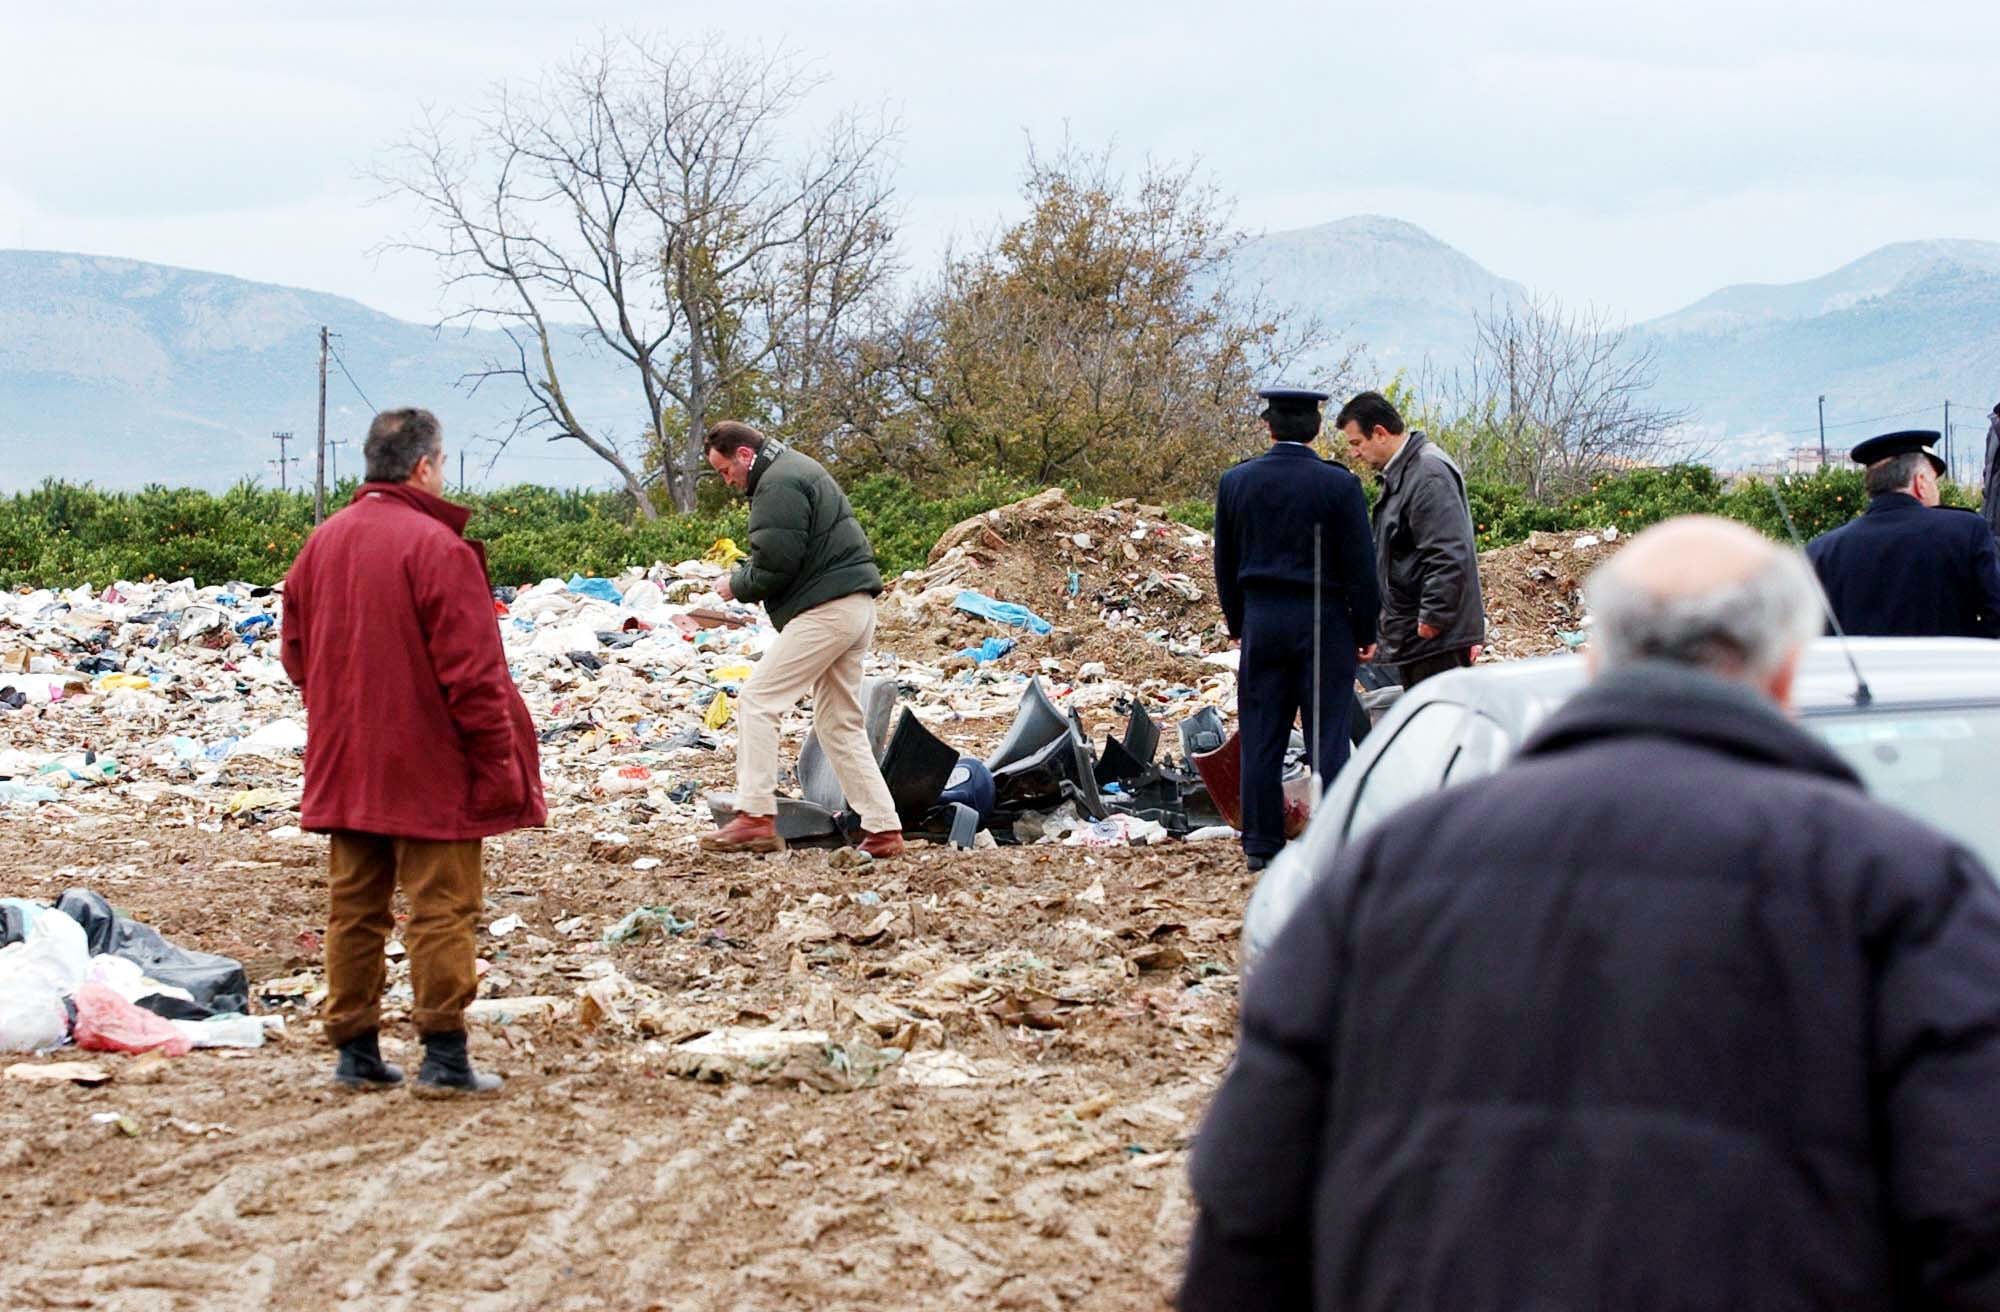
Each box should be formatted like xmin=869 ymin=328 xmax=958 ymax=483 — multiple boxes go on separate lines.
xmin=1765 ymin=646 xmax=1803 ymax=710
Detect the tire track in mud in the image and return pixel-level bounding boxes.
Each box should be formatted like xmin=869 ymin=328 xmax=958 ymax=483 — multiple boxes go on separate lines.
xmin=18 ymin=1073 xmax=605 ymax=1311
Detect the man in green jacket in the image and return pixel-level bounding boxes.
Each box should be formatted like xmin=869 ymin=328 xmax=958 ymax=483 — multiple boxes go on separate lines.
xmin=699 ymin=421 xmax=905 ymax=858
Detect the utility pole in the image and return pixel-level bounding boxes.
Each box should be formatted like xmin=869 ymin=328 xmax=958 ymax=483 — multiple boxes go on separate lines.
xmin=271 ymin=431 xmax=296 ymax=491
xmin=1944 ymin=400 xmax=1952 ymax=482
xmin=459 ymin=450 xmax=466 ymax=493
xmin=314 ymin=327 xmax=329 ymax=523
xmin=1817 ymin=395 xmax=1826 ymax=468
xmin=329 ymin=438 xmax=350 ymax=486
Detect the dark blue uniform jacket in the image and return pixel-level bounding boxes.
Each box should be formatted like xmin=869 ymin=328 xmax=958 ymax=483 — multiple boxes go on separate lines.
xmin=1806 ymin=493 xmax=2000 ymax=638
xmin=1213 ymin=444 xmax=1379 ymax=645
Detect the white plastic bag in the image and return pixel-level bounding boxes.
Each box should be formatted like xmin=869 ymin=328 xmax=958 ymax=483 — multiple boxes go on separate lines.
xmin=0 ymin=911 xmax=89 ymax=1052
xmin=1 ymin=905 xmax=88 ymax=996
xmin=0 ymin=979 xmax=68 ymax=1052
xmin=170 ymin=1015 xmax=270 ymax=1049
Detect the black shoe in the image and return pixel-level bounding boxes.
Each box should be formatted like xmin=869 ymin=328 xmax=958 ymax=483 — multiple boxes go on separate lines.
xmin=412 ymin=1029 xmax=504 ymax=1099
xmin=330 ymin=1031 xmax=405 ymax=1093
xmin=1247 ymin=855 xmax=1269 ymax=873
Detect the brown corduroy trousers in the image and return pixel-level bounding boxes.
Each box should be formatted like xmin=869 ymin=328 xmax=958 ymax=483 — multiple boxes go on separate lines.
xmin=322 ymin=832 xmax=483 ymax=1046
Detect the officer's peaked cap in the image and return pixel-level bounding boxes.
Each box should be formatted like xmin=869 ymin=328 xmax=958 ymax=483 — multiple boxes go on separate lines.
xmin=1849 ymin=429 xmax=1945 ymax=475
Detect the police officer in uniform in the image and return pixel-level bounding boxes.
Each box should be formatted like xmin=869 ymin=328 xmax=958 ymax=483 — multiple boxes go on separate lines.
xmin=1213 ymin=388 xmax=1380 ymax=871
xmin=1806 ymin=429 xmax=2000 ymax=637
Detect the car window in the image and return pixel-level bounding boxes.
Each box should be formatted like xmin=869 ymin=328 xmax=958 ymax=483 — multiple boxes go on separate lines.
xmin=1345 ymin=702 xmax=1469 ymax=842
xmin=1443 ymin=713 xmax=1511 ymax=786
xmin=1810 ymin=708 xmax=2000 ymax=877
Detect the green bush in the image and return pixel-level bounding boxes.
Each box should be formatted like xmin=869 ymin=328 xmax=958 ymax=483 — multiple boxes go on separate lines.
xmin=0 ymin=465 xmax=1981 ymax=591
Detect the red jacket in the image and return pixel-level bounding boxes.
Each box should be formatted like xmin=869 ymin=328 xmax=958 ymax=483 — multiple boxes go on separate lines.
xmin=281 ymin=483 xmax=545 ymax=840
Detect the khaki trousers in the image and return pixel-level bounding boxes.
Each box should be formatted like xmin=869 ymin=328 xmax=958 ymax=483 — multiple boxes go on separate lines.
xmin=736 ymin=592 xmax=901 ymax=833
xmin=323 ymin=832 xmax=483 ymax=1045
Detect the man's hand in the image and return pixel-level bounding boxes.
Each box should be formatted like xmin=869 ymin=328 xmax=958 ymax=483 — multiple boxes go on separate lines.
xmin=1469 ymin=643 xmax=1484 ymax=663
xmin=1357 ymin=643 xmax=1377 ymax=662
xmin=716 ymin=575 xmax=735 ymax=603
xmin=1416 ymin=621 xmax=1440 ymax=640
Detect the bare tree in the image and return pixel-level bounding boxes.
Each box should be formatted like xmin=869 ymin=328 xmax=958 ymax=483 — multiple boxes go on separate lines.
xmin=1431 ymin=295 xmax=1691 ymax=501
xmin=377 ymin=36 xmax=897 ymax=515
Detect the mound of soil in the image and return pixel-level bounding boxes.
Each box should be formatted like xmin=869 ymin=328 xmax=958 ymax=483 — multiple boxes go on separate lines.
xmin=1477 ymin=529 xmax=1623 ymax=660
xmin=876 ymin=489 xmax=1228 ymax=685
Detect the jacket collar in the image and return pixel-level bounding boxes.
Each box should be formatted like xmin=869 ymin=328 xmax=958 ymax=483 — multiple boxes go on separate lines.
xmin=1518 ymin=660 xmax=1861 ymax=788
xmin=354 ymin=481 xmax=471 ymax=535
xmin=1380 ymin=431 xmax=1429 ymax=492
xmin=1264 ymin=441 xmax=1321 ymax=460
xmin=1864 ymin=491 xmax=1925 ymax=516
xmin=745 ymin=440 xmax=788 ymax=498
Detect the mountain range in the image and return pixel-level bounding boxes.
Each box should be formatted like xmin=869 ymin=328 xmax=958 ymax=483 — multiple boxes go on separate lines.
xmin=1235 ymin=219 xmax=2000 ymax=472
xmin=0 ymin=251 xmax=631 ymax=494
xmin=3 ymin=225 xmax=1997 ymax=492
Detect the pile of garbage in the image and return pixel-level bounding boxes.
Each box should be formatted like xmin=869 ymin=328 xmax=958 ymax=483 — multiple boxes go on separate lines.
xmin=0 ymin=537 xmax=1246 ymax=860
xmin=0 ymin=888 xmax=270 ymax=1057
xmin=1476 ymin=528 xmax=1625 ymax=660
xmin=701 ymin=672 xmax=1264 ymax=851
xmin=877 ymin=489 xmax=1227 ymax=682
xmin=0 ymin=493 xmax=1641 ymax=864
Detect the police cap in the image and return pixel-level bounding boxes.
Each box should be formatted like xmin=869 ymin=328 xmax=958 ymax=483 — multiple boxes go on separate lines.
xmin=1256 ymin=386 xmax=1330 ymax=422
xmin=1849 ymin=429 xmax=1945 ymax=475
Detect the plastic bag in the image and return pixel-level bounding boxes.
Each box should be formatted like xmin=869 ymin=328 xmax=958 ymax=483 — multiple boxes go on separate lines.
xmin=0 ymin=914 xmax=77 ymax=1053
xmin=71 ymin=983 xmax=192 ymax=1056
xmin=951 ymin=590 xmax=1053 ymax=635
xmin=0 ymin=983 xmax=67 ymax=1053
xmin=170 ymin=1015 xmax=269 ymax=1049
xmin=565 ymin=574 xmax=623 ymax=603
xmin=55 ymin=889 xmax=250 ymax=1014
xmin=0 ymin=903 xmax=89 ymax=997
xmin=703 ymin=537 xmax=748 ymax=567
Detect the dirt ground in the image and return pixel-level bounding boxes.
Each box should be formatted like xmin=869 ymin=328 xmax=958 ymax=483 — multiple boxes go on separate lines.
xmin=0 ymin=492 xmax=1625 ymax=1310
xmin=0 ymin=811 xmax=1247 ymax=1310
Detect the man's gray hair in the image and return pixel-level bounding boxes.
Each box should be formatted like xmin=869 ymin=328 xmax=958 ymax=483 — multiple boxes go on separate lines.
xmin=1584 ymin=540 xmax=1823 ymax=682
xmin=1864 ymin=451 xmax=1926 ymax=496
xmin=363 ymin=408 xmax=442 ymax=483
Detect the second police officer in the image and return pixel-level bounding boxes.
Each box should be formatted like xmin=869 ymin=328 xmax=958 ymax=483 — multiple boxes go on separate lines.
xmin=1807 ymin=429 xmax=2000 ymax=638
xmin=1212 ymin=387 xmax=1380 ymax=872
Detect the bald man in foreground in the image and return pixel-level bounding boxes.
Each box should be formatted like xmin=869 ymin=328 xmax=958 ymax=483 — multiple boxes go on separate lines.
xmin=1182 ymin=517 xmax=2000 ymax=1311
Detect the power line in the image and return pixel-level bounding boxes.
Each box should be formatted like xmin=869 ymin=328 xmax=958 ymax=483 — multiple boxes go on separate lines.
xmin=1765 ymin=403 xmax=1938 ymax=440
xmin=327 ymin=340 xmax=377 ymax=413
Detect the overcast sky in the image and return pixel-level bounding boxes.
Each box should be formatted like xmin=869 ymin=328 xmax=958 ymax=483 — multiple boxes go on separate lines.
xmin=4 ymin=0 xmax=1996 ymax=326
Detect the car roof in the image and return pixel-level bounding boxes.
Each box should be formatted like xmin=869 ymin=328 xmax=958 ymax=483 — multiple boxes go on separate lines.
xmin=1412 ymin=637 xmax=2000 ymax=737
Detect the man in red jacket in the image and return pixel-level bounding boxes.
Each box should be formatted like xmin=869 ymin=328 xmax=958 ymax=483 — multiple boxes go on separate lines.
xmin=281 ymin=408 xmax=545 ymax=1098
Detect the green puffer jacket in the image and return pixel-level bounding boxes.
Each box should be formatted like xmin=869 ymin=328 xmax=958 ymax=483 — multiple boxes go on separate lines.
xmin=728 ymin=444 xmax=883 ymax=631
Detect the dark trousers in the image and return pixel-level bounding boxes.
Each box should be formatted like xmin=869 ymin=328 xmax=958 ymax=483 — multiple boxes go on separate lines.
xmin=1238 ymin=594 xmax=1357 ymax=860
xmin=323 ymin=833 xmax=483 ymax=1045
xmin=1397 ymin=647 xmax=1474 ymax=689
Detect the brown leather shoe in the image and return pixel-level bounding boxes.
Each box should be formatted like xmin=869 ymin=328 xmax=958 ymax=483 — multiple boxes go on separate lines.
xmin=699 ymin=813 xmax=785 ymax=853
xmin=857 ymin=829 xmax=905 ymax=859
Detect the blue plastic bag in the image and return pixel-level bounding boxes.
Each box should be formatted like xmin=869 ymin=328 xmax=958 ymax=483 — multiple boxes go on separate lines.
xmin=566 ymin=575 xmax=624 ymax=603
xmin=952 ymin=590 xmax=1052 ymax=636
xmin=954 ymin=636 xmax=1016 ymax=664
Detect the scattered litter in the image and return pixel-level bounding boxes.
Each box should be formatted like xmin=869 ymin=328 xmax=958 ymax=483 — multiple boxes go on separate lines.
xmin=91 ymin=1111 xmax=143 ymax=1137
xmin=602 ymin=906 xmax=693 ymax=945
xmin=5 ymin=1061 xmax=113 ymax=1086
xmin=466 ymin=996 xmax=567 ymax=1026
xmin=488 ymin=914 xmax=525 ymax=938
xmin=659 ymin=1027 xmax=901 ymax=1092
xmin=898 ymin=1050 xmax=982 ymax=1088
